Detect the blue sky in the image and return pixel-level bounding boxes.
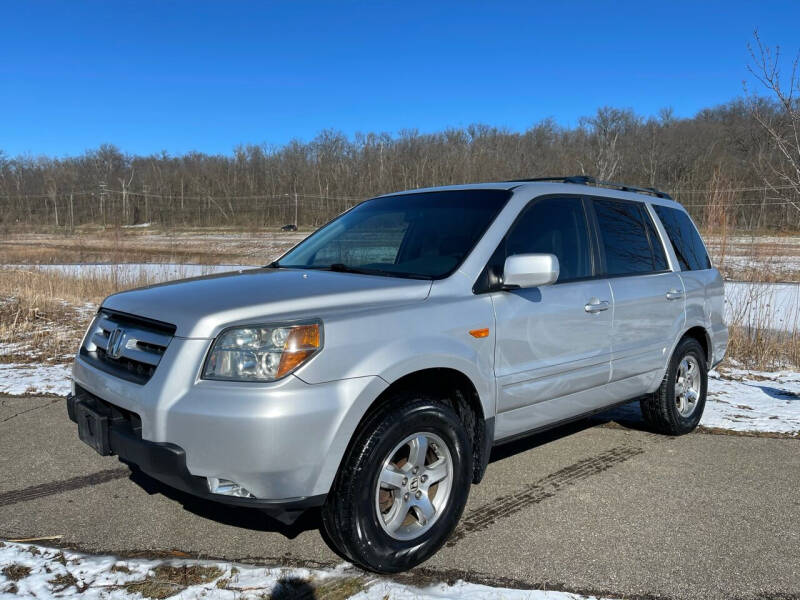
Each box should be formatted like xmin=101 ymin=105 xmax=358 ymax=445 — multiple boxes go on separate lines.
xmin=1 ymin=1 xmax=798 ymax=156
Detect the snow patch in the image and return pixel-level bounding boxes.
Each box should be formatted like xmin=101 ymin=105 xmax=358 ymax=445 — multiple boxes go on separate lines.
xmin=0 ymin=541 xmax=613 ymax=600
xmin=121 ymin=222 xmax=152 ymax=228
xmin=703 ymin=368 xmax=800 ymax=433
xmin=0 ymin=364 xmax=72 ymax=396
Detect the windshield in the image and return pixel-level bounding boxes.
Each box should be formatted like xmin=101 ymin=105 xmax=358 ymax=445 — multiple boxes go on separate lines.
xmin=275 ymin=189 xmax=510 ymax=279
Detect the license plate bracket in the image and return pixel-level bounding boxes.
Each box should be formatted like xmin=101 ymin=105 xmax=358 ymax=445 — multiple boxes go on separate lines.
xmin=76 ymin=401 xmax=112 ymax=456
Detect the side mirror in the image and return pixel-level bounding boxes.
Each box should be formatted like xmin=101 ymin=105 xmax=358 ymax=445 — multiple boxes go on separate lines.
xmin=503 ymin=254 xmax=560 ymax=289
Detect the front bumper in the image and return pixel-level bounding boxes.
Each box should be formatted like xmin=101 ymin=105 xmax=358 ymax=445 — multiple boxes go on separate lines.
xmin=71 ymin=339 xmax=388 ymax=508
xmin=67 ymin=388 xmax=325 ymax=523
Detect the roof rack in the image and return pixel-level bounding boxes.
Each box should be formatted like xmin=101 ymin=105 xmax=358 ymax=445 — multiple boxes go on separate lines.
xmin=510 ymin=175 xmax=673 ymax=200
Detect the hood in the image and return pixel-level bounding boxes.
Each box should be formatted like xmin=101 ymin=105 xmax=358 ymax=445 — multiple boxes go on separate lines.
xmin=102 ymin=268 xmax=432 ymax=338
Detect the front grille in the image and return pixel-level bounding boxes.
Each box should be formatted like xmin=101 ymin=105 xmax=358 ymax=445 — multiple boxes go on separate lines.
xmin=80 ymin=309 xmax=175 ymax=384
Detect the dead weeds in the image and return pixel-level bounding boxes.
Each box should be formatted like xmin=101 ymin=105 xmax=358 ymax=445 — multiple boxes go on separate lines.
xmin=48 ymin=571 xmax=78 ymax=592
xmin=110 ymin=563 xmax=132 ymax=574
xmin=2 ymin=564 xmax=32 ymax=581
xmin=124 ymin=564 xmax=223 ymax=599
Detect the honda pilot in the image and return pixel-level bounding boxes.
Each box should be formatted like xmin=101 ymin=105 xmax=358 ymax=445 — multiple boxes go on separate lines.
xmin=68 ymin=176 xmax=727 ymax=573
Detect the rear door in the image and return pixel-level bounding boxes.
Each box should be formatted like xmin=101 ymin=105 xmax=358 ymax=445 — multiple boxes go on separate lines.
xmin=492 ymin=196 xmax=613 ymax=439
xmin=651 ymin=203 xmax=725 ymax=365
xmin=590 ymin=197 xmax=685 ymax=397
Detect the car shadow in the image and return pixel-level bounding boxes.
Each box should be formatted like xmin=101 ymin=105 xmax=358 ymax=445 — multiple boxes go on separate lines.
xmin=489 ymin=399 xmax=651 ymax=464
xmin=268 ymin=576 xmax=319 ymax=599
xmin=750 ymin=384 xmax=800 ymax=401
xmin=126 ymin=467 xmax=321 ymax=539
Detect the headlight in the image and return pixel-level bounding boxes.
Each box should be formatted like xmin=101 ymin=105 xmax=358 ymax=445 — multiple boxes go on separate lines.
xmin=202 ymin=320 xmax=322 ymax=382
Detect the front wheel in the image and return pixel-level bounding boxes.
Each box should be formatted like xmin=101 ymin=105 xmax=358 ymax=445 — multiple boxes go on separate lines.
xmin=641 ymin=337 xmax=708 ymax=435
xmin=321 ymin=393 xmax=472 ymax=573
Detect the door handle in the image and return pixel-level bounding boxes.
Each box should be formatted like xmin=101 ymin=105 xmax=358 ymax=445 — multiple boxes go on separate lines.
xmin=665 ymin=289 xmax=684 ymax=301
xmin=584 ymin=299 xmax=610 ymax=314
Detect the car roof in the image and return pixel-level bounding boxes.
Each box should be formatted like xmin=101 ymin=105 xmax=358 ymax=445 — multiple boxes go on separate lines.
xmin=378 ymin=180 xmax=683 ymax=208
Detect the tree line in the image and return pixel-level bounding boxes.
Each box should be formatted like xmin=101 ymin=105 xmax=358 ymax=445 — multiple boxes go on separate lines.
xmin=1 ymin=38 xmax=798 ymax=232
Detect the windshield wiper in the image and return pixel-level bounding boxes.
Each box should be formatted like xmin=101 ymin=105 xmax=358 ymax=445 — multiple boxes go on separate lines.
xmin=328 ymin=263 xmax=365 ymax=273
xmin=269 ymin=262 xmax=431 ymax=280
xmin=329 ymin=264 xmax=432 ymax=280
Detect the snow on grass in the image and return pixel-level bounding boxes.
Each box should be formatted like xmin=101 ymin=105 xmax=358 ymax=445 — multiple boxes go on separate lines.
xmin=0 ymin=541 xmax=613 ymax=600
xmin=0 ymin=363 xmax=72 ymax=396
xmin=702 ymin=368 xmax=800 ymax=434
xmin=599 ymin=367 xmax=800 ymax=436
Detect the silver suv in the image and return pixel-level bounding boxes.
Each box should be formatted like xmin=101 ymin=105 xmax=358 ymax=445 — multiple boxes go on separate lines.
xmin=68 ymin=177 xmax=727 ymax=573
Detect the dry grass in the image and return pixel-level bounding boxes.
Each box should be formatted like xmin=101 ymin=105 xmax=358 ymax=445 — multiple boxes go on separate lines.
xmin=0 ymin=229 xmax=303 ymax=366
xmin=124 ymin=564 xmax=222 ymax=599
xmin=0 ymin=268 xmax=155 ymax=364
xmin=708 ymin=234 xmax=800 ymax=283
xmin=727 ymin=324 xmax=800 ymax=370
xmin=0 ymin=228 xmax=304 ymax=266
xmin=700 ymin=180 xmax=800 ymax=284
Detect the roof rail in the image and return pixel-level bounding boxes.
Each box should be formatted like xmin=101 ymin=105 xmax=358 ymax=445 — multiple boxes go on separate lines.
xmin=509 ymin=175 xmax=673 ymax=200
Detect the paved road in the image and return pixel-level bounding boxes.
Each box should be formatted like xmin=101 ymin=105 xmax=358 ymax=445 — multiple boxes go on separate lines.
xmin=1 ymin=395 xmax=798 ymax=600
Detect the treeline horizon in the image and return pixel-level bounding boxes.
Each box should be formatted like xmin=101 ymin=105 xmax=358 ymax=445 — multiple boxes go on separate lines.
xmin=2 ymin=95 xmax=799 ymax=232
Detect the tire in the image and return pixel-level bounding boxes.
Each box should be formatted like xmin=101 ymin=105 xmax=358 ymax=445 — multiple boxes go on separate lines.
xmin=640 ymin=338 xmax=707 ymax=435
xmin=321 ymin=392 xmax=472 ymax=573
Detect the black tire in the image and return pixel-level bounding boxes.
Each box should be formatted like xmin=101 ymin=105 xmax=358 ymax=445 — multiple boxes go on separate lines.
xmin=640 ymin=338 xmax=707 ymax=435
xmin=321 ymin=392 xmax=472 ymax=573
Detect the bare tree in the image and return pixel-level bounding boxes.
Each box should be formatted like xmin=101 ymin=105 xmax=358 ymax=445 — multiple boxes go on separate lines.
xmin=578 ymin=107 xmax=638 ymax=180
xmin=747 ymin=31 xmax=800 ymax=201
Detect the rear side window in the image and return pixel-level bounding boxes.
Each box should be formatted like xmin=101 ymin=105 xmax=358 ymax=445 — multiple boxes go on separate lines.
xmin=652 ymin=205 xmax=712 ymax=271
xmin=505 ymin=197 xmax=592 ymax=282
xmin=593 ymin=199 xmax=661 ymax=276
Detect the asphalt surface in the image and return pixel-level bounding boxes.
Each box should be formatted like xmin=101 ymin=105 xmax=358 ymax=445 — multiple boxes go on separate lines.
xmin=1 ymin=394 xmax=798 ymax=600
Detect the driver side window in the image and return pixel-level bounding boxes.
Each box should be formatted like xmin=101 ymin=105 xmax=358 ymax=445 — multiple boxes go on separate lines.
xmin=505 ymin=197 xmax=592 ymax=282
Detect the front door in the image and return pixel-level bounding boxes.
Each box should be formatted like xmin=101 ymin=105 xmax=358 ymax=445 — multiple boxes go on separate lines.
xmin=491 ymin=196 xmax=613 ymax=440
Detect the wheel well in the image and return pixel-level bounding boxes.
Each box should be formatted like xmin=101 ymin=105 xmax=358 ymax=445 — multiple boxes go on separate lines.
xmin=682 ymin=326 xmax=710 ymax=364
xmin=362 ymin=368 xmax=489 ymax=485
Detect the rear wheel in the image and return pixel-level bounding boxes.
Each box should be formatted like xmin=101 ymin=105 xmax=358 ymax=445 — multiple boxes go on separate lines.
xmin=321 ymin=392 xmax=472 ymax=573
xmin=641 ymin=337 xmax=707 ymax=435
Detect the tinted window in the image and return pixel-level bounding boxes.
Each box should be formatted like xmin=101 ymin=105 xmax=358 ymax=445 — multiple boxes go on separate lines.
xmin=643 ymin=208 xmax=669 ymax=271
xmin=652 ymin=205 xmax=712 ymax=271
xmin=309 ymin=211 xmax=409 ymax=266
xmin=593 ymin=199 xmax=657 ymax=276
xmin=505 ymin=197 xmax=592 ymax=282
xmin=277 ymin=189 xmax=510 ymax=279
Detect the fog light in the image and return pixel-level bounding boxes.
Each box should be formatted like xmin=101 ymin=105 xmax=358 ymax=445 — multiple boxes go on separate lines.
xmin=207 ymin=477 xmax=255 ymax=498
